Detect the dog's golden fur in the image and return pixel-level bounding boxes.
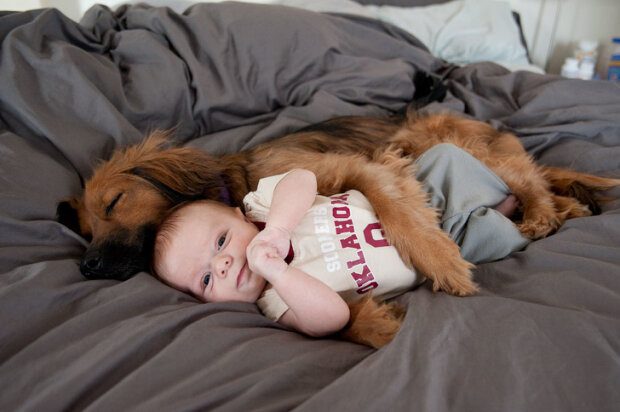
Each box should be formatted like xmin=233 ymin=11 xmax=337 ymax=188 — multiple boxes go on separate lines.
xmin=58 ymin=112 xmax=620 ymax=348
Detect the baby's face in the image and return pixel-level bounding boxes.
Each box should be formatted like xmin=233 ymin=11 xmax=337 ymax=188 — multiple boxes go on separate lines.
xmin=157 ymin=202 xmax=266 ymax=303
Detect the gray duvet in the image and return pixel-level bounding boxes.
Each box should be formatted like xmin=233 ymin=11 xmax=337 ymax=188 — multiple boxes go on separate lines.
xmin=0 ymin=3 xmax=618 ymax=411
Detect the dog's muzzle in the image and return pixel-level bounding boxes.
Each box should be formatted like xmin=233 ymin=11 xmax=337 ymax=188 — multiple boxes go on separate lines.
xmin=80 ymin=225 xmax=157 ymax=281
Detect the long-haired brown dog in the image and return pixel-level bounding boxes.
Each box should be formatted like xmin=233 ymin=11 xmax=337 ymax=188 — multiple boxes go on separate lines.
xmin=58 ymin=112 xmax=619 ymax=348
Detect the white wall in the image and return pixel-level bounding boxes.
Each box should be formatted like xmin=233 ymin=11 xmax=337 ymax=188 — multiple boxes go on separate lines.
xmin=3 ymin=0 xmax=620 ymax=76
xmin=1 ymin=0 xmax=42 ymax=10
xmin=546 ymin=0 xmax=620 ymax=77
xmin=506 ymin=0 xmax=619 ymax=76
xmin=0 ymin=0 xmax=80 ymax=20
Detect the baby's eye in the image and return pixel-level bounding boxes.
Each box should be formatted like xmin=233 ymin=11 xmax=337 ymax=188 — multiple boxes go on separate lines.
xmin=217 ymin=235 xmax=226 ymax=249
xmin=203 ymin=272 xmax=211 ymax=286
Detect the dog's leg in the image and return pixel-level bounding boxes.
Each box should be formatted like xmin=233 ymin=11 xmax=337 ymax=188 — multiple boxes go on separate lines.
xmin=484 ymin=135 xmax=620 ymax=237
xmin=339 ymin=294 xmax=405 ymax=348
xmin=543 ymin=166 xmax=620 ymax=214
xmin=389 ymin=114 xmax=565 ymax=239
xmin=249 ymin=150 xmax=478 ymax=296
xmin=370 ymin=179 xmax=477 ymax=296
xmin=364 ymin=150 xmax=477 ymax=296
xmin=324 ymin=155 xmax=477 ymax=296
xmin=465 ymin=130 xmax=565 ymax=239
xmin=543 ymin=166 xmax=620 ymax=192
xmin=485 ymin=154 xmax=560 ymax=239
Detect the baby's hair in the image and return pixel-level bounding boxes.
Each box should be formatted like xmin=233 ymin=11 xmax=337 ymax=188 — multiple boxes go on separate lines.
xmin=151 ymin=199 xmax=233 ymax=278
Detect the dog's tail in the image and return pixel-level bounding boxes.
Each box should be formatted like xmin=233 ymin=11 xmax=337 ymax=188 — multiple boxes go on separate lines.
xmin=339 ymin=294 xmax=405 ymax=349
xmin=543 ymin=166 xmax=620 ymax=214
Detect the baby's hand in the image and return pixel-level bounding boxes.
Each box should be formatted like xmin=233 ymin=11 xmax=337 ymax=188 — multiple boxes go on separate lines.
xmin=250 ymin=226 xmax=291 ymax=259
xmin=246 ymin=239 xmax=289 ymax=282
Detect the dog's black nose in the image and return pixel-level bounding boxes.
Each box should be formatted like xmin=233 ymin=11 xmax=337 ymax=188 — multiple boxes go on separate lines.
xmin=83 ymin=257 xmax=102 ymax=271
xmin=81 ymin=251 xmax=104 ymax=277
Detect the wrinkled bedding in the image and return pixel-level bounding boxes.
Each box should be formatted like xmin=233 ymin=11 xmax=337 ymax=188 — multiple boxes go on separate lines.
xmin=0 ymin=3 xmax=618 ymax=411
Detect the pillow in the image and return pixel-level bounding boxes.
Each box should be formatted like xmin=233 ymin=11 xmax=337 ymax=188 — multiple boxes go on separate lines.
xmin=364 ymin=0 xmax=530 ymax=66
xmin=354 ymin=0 xmax=451 ymax=5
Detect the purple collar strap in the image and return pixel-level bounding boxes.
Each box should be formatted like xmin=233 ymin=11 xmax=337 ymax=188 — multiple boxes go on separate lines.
xmin=218 ymin=175 xmax=233 ymax=206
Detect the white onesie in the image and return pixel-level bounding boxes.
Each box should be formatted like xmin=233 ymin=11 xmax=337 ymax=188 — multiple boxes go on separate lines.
xmin=243 ymin=173 xmax=423 ymax=321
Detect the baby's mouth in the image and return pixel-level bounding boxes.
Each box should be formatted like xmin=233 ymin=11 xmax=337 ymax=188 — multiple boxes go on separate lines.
xmin=236 ymin=263 xmax=246 ymax=287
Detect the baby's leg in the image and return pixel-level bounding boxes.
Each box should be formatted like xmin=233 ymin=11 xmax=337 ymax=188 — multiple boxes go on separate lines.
xmin=415 ymin=143 xmax=513 ymax=221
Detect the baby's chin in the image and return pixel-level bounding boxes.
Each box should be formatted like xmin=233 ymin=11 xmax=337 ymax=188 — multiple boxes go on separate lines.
xmin=245 ymin=272 xmax=267 ymax=302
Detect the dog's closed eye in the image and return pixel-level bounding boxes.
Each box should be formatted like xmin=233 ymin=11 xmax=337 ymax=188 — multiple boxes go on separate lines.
xmin=105 ymin=193 xmax=123 ymax=216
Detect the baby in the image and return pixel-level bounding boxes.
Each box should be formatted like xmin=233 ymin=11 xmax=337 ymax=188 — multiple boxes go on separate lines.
xmin=153 ymin=168 xmax=353 ymax=337
xmin=153 ymin=144 xmax=529 ymax=338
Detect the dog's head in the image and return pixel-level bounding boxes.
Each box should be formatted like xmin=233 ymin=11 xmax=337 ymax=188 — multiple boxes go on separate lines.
xmin=57 ymin=134 xmax=229 ymax=280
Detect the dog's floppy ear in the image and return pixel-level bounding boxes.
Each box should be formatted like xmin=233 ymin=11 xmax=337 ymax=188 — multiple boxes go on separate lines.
xmin=124 ymin=133 xmax=228 ymax=204
xmin=129 ymin=167 xmax=206 ymax=204
xmin=56 ymin=197 xmax=84 ymax=236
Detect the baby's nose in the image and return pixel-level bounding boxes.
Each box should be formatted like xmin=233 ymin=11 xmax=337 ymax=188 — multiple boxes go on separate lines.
xmin=215 ymin=255 xmax=232 ymax=277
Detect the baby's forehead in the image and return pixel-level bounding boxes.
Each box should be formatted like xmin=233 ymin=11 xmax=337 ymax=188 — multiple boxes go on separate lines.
xmin=171 ymin=201 xmax=216 ymax=222
xmin=172 ymin=201 xmax=237 ymax=235
xmin=183 ymin=200 xmax=231 ymax=216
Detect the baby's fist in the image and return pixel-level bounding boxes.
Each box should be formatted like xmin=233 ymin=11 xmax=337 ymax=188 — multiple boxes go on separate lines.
xmin=251 ymin=226 xmax=290 ymax=259
xmin=247 ymin=240 xmax=288 ymax=281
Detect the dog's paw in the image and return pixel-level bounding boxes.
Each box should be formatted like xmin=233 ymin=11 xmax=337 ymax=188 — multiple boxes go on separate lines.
xmin=518 ymin=198 xmax=562 ymax=239
xmin=396 ymin=227 xmax=479 ymax=297
xmin=420 ymin=241 xmax=478 ymax=296
xmin=430 ymin=263 xmax=479 ymax=297
xmin=518 ymin=215 xmax=559 ymax=239
xmin=553 ymin=195 xmax=592 ymax=220
xmin=570 ymin=203 xmax=593 ymax=218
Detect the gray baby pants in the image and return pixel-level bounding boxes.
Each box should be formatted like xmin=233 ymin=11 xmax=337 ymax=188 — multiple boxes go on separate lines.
xmin=414 ymin=143 xmax=530 ymax=264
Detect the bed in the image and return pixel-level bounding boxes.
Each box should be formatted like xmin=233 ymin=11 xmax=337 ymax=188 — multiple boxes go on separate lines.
xmin=1 ymin=1 xmax=619 ymax=410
